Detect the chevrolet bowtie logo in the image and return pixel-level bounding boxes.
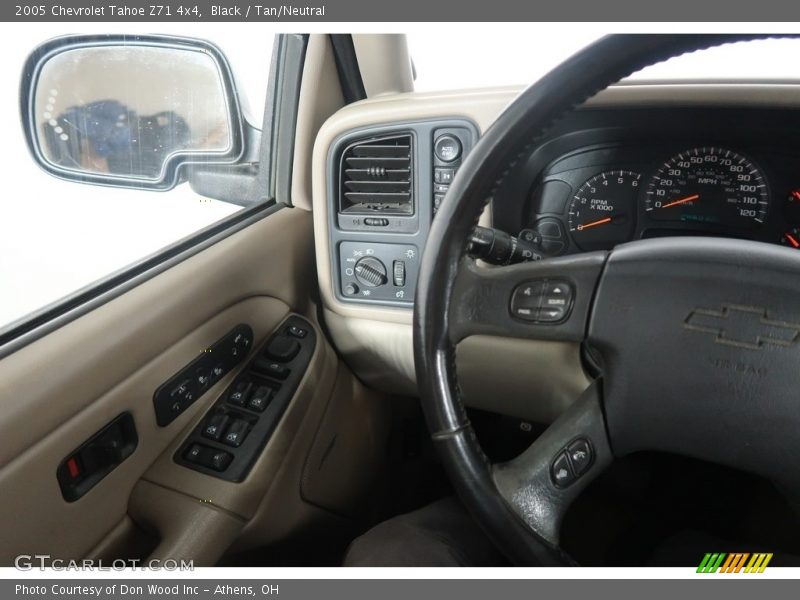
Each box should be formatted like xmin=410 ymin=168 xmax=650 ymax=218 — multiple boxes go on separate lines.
xmin=684 ymin=305 xmax=800 ymax=350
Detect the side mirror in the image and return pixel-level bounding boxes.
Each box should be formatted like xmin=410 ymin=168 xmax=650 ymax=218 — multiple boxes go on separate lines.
xmin=21 ymin=34 xmax=245 ymax=190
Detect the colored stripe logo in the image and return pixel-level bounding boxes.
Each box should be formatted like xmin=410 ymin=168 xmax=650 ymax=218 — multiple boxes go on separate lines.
xmin=697 ymin=553 xmax=773 ymax=573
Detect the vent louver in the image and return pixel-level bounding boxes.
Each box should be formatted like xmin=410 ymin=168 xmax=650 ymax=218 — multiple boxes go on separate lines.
xmin=339 ymin=134 xmax=413 ymax=215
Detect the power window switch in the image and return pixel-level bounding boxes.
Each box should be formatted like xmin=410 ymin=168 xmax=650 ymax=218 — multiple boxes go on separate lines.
xmin=222 ymin=419 xmax=249 ymax=448
xmin=247 ymin=386 xmax=273 ymax=412
xmin=228 ymin=381 xmax=252 ymax=406
xmin=202 ymin=414 xmax=229 ymax=441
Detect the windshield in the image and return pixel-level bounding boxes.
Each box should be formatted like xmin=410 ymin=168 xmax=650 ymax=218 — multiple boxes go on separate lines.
xmin=409 ymin=34 xmax=800 ymax=91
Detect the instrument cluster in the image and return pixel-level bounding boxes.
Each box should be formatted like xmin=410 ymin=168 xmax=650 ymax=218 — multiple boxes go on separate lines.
xmin=523 ymin=142 xmax=800 ymax=256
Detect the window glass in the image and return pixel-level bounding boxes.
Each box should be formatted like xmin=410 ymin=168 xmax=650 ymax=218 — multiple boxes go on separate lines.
xmin=0 ymin=24 xmax=274 ymax=329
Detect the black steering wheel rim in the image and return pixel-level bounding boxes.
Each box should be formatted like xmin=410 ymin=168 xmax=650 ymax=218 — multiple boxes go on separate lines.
xmin=412 ymin=34 xmax=780 ymax=566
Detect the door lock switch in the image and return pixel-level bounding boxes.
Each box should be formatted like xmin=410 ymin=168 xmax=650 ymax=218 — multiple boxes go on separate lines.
xmin=184 ymin=444 xmax=233 ymax=472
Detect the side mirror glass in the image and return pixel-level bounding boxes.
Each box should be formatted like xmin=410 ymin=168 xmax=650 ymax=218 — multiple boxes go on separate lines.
xmin=22 ymin=35 xmax=244 ymax=190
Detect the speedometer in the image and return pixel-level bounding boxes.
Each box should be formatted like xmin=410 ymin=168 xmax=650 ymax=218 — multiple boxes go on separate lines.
xmin=645 ymin=147 xmax=768 ymax=229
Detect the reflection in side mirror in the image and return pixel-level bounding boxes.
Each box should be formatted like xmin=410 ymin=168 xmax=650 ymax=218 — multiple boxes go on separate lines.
xmin=22 ymin=35 xmax=244 ymax=189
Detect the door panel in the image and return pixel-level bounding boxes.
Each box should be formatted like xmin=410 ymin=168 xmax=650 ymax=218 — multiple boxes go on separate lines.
xmin=0 ymin=206 xmax=322 ymax=563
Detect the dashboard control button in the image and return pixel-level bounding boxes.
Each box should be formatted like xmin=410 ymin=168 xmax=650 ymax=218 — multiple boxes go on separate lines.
xmin=567 ymin=438 xmax=593 ymax=476
xmin=265 ymin=336 xmax=301 ymax=362
xmin=433 ymin=183 xmax=450 ymax=194
xmin=202 ymin=414 xmax=229 ymax=441
xmin=222 ymin=419 xmax=249 ymax=448
xmin=354 ymin=256 xmax=388 ymax=287
xmin=551 ymin=452 xmax=575 ymax=488
xmin=434 ymin=193 xmax=446 ymax=212
xmin=393 ymin=261 xmax=406 ymax=287
xmin=434 ymin=167 xmax=455 ymax=184
xmin=434 ymin=134 xmax=462 ymax=162
xmin=364 ymin=217 xmax=389 ymax=226
xmin=344 ymin=282 xmax=360 ymax=296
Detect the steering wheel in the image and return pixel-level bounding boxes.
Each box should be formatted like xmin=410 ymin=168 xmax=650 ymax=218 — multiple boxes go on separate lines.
xmin=413 ymin=34 xmax=799 ymax=566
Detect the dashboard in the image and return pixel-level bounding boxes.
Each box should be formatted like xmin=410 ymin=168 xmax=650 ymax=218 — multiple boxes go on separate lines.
xmin=495 ymin=106 xmax=800 ymax=257
xmin=313 ymin=84 xmax=800 ymax=400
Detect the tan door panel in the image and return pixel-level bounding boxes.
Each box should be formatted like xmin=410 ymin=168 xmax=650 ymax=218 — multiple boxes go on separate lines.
xmin=0 ymin=206 xmax=317 ymax=563
xmin=0 ymin=208 xmax=312 ymax=468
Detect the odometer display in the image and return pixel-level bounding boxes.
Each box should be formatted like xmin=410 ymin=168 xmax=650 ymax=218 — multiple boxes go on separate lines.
xmin=645 ymin=147 xmax=768 ymax=229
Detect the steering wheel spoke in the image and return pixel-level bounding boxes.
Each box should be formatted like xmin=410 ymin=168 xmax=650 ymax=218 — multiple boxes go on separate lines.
xmin=493 ymin=382 xmax=612 ymax=547
xmin=449 ymin=252 xmax=607 ymax=344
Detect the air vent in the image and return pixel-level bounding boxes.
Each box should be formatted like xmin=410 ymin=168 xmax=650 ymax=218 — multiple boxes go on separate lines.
xmin=339 ymin=134 xmax=413 ymax=215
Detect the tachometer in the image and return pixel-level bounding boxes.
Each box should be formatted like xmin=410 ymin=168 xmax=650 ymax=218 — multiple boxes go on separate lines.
xmin=645 ymin=147 xmax=768 ymax=228
xmin=568 ymin=170 xmax=640 ymax=251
